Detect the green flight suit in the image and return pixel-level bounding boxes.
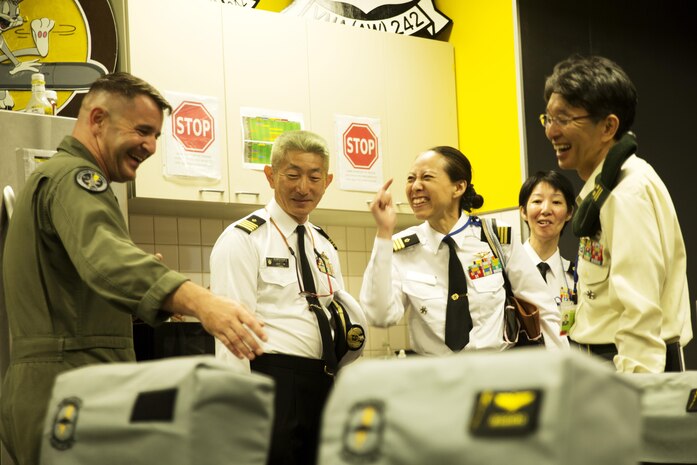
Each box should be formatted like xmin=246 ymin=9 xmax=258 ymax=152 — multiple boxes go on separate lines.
xmin=0 ymin=136 xmax=188 ymax=465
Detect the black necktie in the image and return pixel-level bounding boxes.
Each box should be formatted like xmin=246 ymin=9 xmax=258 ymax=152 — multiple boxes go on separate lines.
xmin=296 ymin=225 xmax=337 ymax=374
xmin=537 ymin=262 xmax=551 ymax=283
xmin=442 ymin=236 xmax=472 ymax=351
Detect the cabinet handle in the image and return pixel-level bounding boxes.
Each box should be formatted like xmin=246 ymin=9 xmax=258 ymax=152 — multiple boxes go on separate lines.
xmin=365 ymin=200 xmax=408 ymax=206
xmin=198 ymin=189 xmax=225 ymax=194
xmin=234 ymin=191 xmax=260 ymax=197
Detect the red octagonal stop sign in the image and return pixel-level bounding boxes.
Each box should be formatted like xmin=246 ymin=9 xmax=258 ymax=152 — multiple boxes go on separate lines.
xmin=172 ymin=101 xmax=215 ymax=153
xmin=343 ymin=123 xmax=378 ymax=169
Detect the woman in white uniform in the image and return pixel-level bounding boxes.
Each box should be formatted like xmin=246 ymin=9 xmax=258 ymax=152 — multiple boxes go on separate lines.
xmin=360 ymin=146 xmax=567 ymax=355
xmin=519 ymin=171 xmax=576 ymax=303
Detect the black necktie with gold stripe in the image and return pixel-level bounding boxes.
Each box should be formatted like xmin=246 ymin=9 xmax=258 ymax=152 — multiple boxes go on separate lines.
xmin=442 ymin=236 xmax=472 ymax=351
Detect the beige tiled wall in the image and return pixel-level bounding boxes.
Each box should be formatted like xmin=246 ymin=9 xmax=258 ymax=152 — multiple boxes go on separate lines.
xmin=129 ymin=213 xmax=410 ymax=359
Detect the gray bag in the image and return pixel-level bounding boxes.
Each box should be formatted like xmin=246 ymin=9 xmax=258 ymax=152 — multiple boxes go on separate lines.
xmin=625 ymin=371 xmax=697 ymax=464
xmin=319 ymin=349 xmax=641 ymax=465
xmin=41 ymin=355 xmax=274 ymax=465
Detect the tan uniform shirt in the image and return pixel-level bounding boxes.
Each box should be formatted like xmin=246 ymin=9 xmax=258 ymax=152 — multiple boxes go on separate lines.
xmin=571 ymin=155 xmax=692 ymax=373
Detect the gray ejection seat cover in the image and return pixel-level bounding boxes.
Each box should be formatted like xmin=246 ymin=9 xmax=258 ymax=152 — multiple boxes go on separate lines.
xmin=41 ymin=355 xmax=275 ymax=465
xmin=625 ymin=371 xmax=697 ymax=464
xmin=319 ymin=349 xmax=641 ymax=465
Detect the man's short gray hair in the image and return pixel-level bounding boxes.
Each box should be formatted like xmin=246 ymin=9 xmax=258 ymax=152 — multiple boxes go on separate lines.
xmin=270 ymin=130 xmax=330 ymax=172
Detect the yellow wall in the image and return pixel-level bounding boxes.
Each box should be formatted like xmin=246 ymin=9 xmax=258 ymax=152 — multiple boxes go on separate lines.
xmin=436 ymin=0 xmax=521 ymax=212
xmin=256 ymin=0 xmax=522 ymax=211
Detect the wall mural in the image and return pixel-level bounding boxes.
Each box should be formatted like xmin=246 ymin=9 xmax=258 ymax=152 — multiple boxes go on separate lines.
xmin=0 ymin=0 xmax=117 ymax=115
xmin=207 ymin=0 xmax=259 ymax=6
xmin=282 ymin=0 xmax=451 ymax=37
xmin=208 ymin=0 xmax=451 ymax=37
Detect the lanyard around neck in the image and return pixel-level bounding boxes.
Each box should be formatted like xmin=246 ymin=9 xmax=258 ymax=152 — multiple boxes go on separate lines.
xmin=445 ymin=215 xmax=478 ymax=239
xmin=268 ymin=216 xmax=333 ymax=298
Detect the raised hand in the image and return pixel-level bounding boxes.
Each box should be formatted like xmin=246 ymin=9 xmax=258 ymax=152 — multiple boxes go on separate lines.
xmin=370 ymin=178 xmax=397 ymax=238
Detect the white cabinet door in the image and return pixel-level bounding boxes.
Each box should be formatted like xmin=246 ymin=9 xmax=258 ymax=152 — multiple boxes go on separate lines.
xmin=116 ymin=1 xmax=457 ymax=214
xmin=384 ymin=32 xmax=458 ymax=214
xmin=121 ymin=0 xmax=230 ymax=203
xmin=222 ymin=8 xmax=311 ymax=206
xmin=306 ymin=21 xmax=388 ymax=212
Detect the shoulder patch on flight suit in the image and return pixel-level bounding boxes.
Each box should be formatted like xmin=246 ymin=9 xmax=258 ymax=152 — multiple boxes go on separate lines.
xmin=75 ymin=169 xmax=108 ymax=193
xmin=313 ymin=225 xmax=338 ymax=250
xmin=235 ymin=214 xmax=266 ymax=234
xmin=393 ymin=233 xmax=420 ymax=252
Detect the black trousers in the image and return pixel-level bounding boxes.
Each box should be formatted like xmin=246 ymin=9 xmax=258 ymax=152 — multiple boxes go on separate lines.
xmin=251 ymin=353 xmax=334 ymax=465
xmin=571 ymin=341 xmax=684 ymax=372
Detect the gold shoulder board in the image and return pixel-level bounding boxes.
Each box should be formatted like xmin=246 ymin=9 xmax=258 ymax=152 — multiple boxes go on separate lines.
xmin=496 ymin=226 xmax=512 ymax=245
xmin=393 ymin=233 xmax=420 ymax=252
xmin=234 ymin=215 xmax=266 ymax=234
xmin=313 ymin=226 xmax=338 ymax=250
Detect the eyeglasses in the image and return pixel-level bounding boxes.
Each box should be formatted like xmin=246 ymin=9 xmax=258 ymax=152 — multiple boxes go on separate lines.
xmin=539 ymin=113 xmax=593 ymax=128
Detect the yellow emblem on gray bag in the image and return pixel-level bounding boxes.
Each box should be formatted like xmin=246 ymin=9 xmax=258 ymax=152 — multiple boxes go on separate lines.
xmin=342 ymin=402 xmax=384 ymax=461
xmin=50 ymin=397 xmax=82 ymax=450
xmin=470 ymin=389 xmax=542 ymax=437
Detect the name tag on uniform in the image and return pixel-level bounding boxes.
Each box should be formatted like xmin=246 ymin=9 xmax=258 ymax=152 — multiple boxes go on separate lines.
xmin=266 ymin=257 xmax=289 ymax=268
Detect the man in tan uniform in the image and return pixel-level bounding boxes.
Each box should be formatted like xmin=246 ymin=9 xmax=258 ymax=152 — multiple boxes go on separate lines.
xmin=541 ymin=56 xmax=691 ymax=372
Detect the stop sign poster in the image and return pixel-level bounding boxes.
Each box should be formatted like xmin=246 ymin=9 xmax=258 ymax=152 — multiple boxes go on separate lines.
xmin=163 ymin=91 xmax=221 ymax=180
xmin=336 ymin=115 xmax=383 ymax=192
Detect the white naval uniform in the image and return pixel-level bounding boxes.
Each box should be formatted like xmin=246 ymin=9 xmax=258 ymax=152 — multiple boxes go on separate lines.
xmin=523 ymin=240 xmax=574 ymax=310
xmin=360 ymin=214 xmax=568 ymax=356
xmin=210 ymin=199 xmax=345 ymax=368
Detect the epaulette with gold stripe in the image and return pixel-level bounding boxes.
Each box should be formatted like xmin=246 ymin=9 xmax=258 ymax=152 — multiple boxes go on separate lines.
xmin=234 ymin=214 xmax=266 ymax=234
xmin=479 ymin=219 xmax=512 ymax=245
xmin=496 ymin=225 xmax=511 ymax=245
xmin=393 ymin=233 xmax=420 ymax=252
xmin=313 ymin=225 xmax=338 ymax=250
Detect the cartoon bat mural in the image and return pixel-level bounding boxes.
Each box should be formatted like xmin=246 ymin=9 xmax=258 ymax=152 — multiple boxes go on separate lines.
xmin=0 ymin=0 xmax=116 ymax=114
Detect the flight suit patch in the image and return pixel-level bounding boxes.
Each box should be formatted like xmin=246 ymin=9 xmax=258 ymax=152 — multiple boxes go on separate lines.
xmin=75 ymin=169 xmax=108 ymax=193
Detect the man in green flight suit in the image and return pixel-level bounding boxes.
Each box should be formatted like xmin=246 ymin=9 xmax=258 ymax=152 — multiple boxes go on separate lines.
xmin=0 ymin=72 xmax=268 ymax=465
